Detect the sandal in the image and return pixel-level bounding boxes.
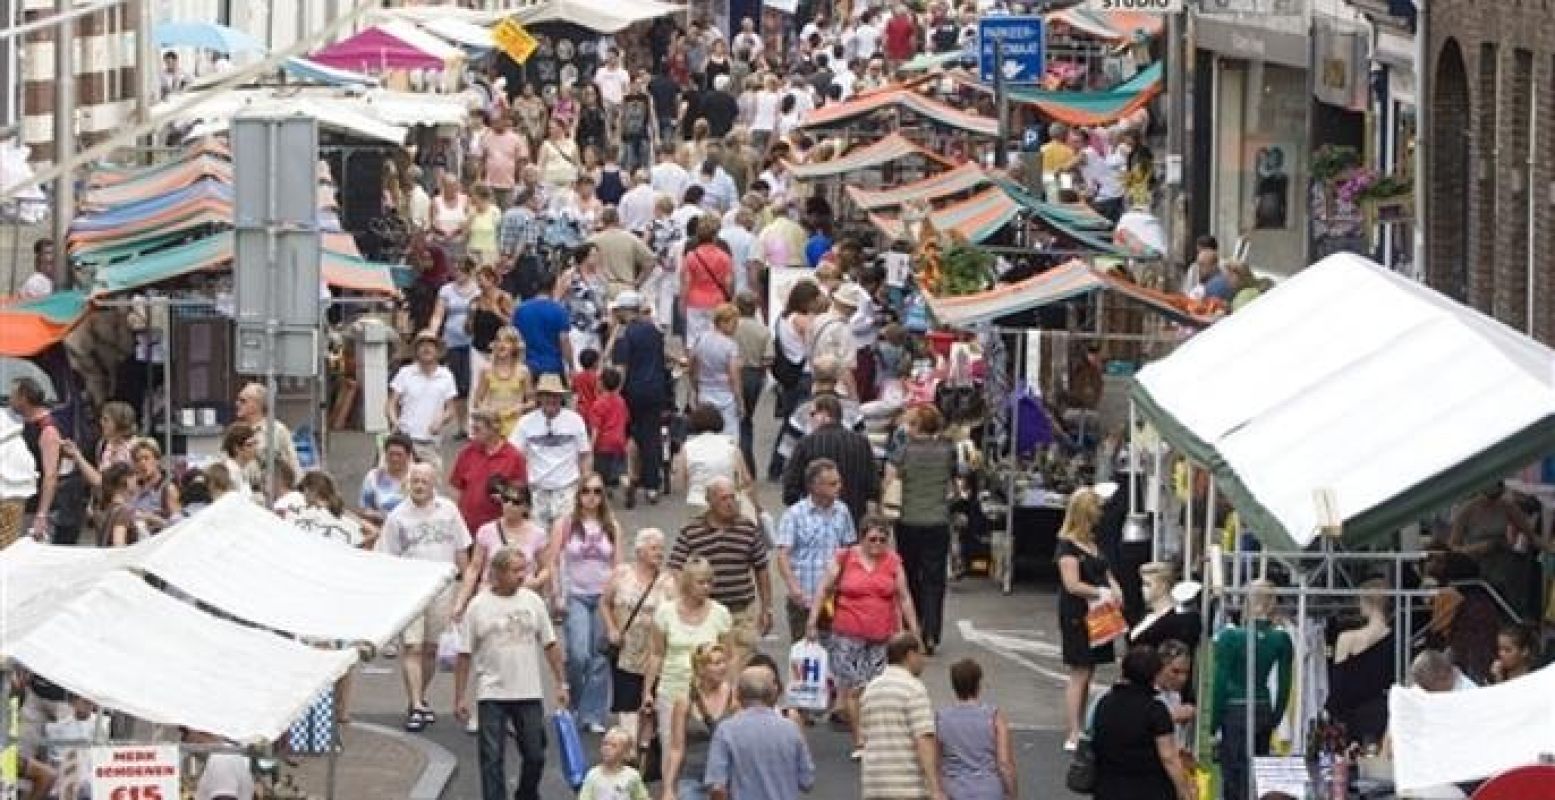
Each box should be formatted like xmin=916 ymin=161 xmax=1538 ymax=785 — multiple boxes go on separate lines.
xmin=417 ymin=706 xmax=437 ymax=725
xmin=404 ymin=709 xmax=426 ymax=732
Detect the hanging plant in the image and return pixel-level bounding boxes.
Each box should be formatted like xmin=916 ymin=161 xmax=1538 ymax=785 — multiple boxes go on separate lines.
xmin=938 ymin=241 xmax=995 ymax=297
xmin=1311 ymin=145 xmax=1362 ymax=182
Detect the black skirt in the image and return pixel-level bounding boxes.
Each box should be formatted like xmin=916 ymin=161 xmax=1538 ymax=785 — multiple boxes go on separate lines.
xmin=611 ymin=666 xmax=646 ymax=712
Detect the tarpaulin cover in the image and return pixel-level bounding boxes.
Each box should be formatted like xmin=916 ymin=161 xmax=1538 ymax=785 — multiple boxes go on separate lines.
xmin=1046 ymin=7 xmax=1164 ymax=41
xmin=800 ymin=87 xmax=1000 ymax=136
xmin=994 ymin=178 xmax=1150 ymax=257
xmin=868 ymin=187 xmax=1018 ymax=244
xmin=0 ymin=495 xmax=455 ymax=649
xmin=789 ymin=133 xmax=953 ymax=180
xmin=309 ymin=22 xmax=459 ymax=72
xmin=1132 ymin=253 xmax=1555 ymax=550
xmin=0 ymin=290 xmax=89 ymax=357
xmin=1008 ymin=62 xmax=1164 ymax=127
xmin=3 ymin=571 xmax=356 ymax=745
xmin=90 ymin=230 xmax=399 ymax=295
xmin=282 ymin=56 xmax=378 ymax=86
xmin=1389 ymin=665 xmax=1555 ymax=791
xmin=418 ymin=17 xmax=495 ymax=50
xmin=70 ymin=178 xmax=233 ymax=233
xmin=81 ymin=154 xmax=233 ymax=209
xmin=925 ymin=260 xmax=1214 ymax=329
xmin=513 ymin=0 xmax=685 ymax=34
xmin=846 ymin=162 xmax=989 ymax=211
xmin=86 ymin=139 xmax=230 ymax=187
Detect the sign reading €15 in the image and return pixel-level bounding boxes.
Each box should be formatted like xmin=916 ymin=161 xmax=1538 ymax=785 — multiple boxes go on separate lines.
xmin=90 ymin=746 xmax=180 ymax=800
xmin=492 ymin=18 xmax=539 ymax=64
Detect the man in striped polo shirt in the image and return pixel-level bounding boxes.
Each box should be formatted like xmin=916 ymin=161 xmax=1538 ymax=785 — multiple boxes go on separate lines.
xmin=859 ymin=633 xmax=944 ymax=800
xmin=669 ymin=476 xmax=773 ymax=668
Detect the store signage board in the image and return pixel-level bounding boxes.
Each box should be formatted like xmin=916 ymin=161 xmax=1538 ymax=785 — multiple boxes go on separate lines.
xmin=90 ymin=745 xmax=180 ymax=800
xmin=977 ymin=16 xmax=1045 ymax=84
xmin=1085 ymin=0 xmax=1184 ymax=12
xmin=492 ymin=18 xmax=539 ymax=64
xmin=1199 ymin=0 xmax=1306 ymax=15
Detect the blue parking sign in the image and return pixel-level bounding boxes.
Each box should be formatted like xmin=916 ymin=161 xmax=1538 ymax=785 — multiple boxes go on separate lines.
xmin=978 ymin=16 xmax=1045 ymax=84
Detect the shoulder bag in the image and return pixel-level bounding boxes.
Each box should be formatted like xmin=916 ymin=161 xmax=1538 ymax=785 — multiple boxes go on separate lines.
xmin=687 ymin=249 xmax=732 ymax=302
xmin=603 ymin=569 xmax=656 ymax=664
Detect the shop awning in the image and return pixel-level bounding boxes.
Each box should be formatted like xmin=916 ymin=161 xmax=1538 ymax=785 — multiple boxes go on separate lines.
xmin=799 ymin=88 xmax=1000 ymax=137
xmin=80 ymin=154 xmax=234 ymax=210
xmin=184 ymin=97 xmax=408 ymax=144
xmin=69 ymin=178 xmax=234 ymax=234
xmin=868 ymin=187 xmax=1018 ymax=244
xmin=1132 ymin=253 xmax=1555 ymax=550
xmin=86 ymin=138 xmax=230 ymax=188
xmin=925 ymin=259 xmax=1214 ymax=330
xmin=1008 ymin=62 xmax=1164 ymax=127
xmin=358 ymin=88 xmax=472 ymax=127
xmin=789 ymin=133 xmax=953 ymax=180
xmin=1389 ymin=665 xmax=1555 ymax=791
xmin=845 ymin=162 xmax=989 ymax=211
xmin=90 ymin=231 xmax=398 ymax=296
xmin=994 ymin=178 xmax=1155 ymax=258
xmin=309 ymin=21 xmax=463 ymax=72
xmin=417 ymin=17 xmax=495 ymax=51
xmin=512 ymin=0 xmax=684 ymax=34
xmin=1046 ymin=7 xmax=1164 ymax=41
xmin=900 ymin=50 xmax=970 ymax=73
xmin=0 ymin=290 xmax=90 ymax=357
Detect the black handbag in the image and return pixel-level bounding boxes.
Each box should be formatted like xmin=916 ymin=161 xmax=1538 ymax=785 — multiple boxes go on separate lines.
xmin=603 ymin=571 xmax=655 ymax=664
xmin=1065 ymin=736 xmax=1097 ymax=794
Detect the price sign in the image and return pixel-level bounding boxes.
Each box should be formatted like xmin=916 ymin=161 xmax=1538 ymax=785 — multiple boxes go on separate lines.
xmin=90 ymin=746 xmax=179 ymax=800
xmin=491 ymin=18 xmax=539 ymax=64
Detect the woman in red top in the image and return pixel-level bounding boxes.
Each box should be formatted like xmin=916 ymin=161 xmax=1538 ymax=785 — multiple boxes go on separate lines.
xmin=680 ymin=214 xmax=734 ymax=347
xmin=806 ymin=516 xmax=920 ymax=760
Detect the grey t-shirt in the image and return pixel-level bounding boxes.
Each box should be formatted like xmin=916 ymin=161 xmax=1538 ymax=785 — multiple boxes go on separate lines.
xmin=693 ymin=331 xmax=739 ymax=395
xmin=890 ymin=437 xmax=957 ymax=526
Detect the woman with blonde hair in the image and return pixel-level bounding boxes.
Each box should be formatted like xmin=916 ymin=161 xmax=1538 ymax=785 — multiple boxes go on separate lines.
xmin=1056 ymin=487 xmax=1123 ymax=751
xmin=664 ymin=641 xmax=735 ymax=800
xmin=643 ymin=557 xmax=731 ymax=746
xmin=472 ymin=326 xmax=532 ymax=437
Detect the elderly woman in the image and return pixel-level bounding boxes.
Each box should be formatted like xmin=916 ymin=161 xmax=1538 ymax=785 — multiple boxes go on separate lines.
xmin=359 ymin=433 xmax=415 ymax=528
xmin=675 ymin=403 xmax=754 ymax=513
xmin=1091 ymin=645 xmax=1197 ymax=800
xmin=64 ymin=400 xmax=137 ymax=489
xmin=884 ymin=405 xmax=959 ymax=655
xmin=601 ymin=527 xmax=675 ymax=739
xmin=806 ymin=516 xmax=919 ymax=761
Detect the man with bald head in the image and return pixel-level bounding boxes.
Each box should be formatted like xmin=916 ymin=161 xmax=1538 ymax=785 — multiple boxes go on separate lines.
xmin=234 ymin=381 xmax=300 ymax=481
xmin=380 ymin=463 xmax=473 ymax=732
xmin=669 ymin=476 xmax=773 ymax=667
xmin=706 ymin=667 xmax=814 ymax=800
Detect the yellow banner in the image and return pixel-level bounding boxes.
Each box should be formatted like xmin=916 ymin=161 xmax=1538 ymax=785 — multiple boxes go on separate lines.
xmin=491 ymin=18 xmax=538 ymax=64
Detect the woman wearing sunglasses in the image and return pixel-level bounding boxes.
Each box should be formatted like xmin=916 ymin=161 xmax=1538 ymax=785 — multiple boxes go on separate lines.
xmin=806 ymin=516 xmax=920 ymax=761
xmin=456 ymin=477 xmax=551 ymax=617
xmin=545 ymin=473 xmax=624 ymax=734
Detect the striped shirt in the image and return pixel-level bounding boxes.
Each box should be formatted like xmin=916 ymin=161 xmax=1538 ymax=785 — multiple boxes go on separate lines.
xmin=859 ymin=666 xmax=936 ymax=800
xmin=781 ymin=422 xmax=879 ymax=527
xmin=669 ymin=514 xmax=769 ymax=611
xmin=498 ymin=205 xmax=542 ymax=258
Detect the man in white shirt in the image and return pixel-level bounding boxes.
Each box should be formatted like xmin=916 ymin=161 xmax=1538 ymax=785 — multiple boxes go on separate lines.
xmin=18 ymin=239 xmax=53 ymax=299
xmin=853 ymin=11 xmax=882 ymax=61
xmin=694 ymin=158 xmax=739 ymax=214
xmin=673 ymin=186 xmax=708 ymax=235
xmin=380 ymin=463 xmax=473 ymax=732
xmin=732 ymin=17 xmax=764 ymax=61
xmin=832 ymin=58 xmax=859 ymax=100
xmin=592 ymin=49 xmax=631 ymax=133
xmin=508 ymin=375 xmax=591 ymax=535
xmin=406 ymin=165 xmax=432 ymax=232
xmin=618 ymin=170 xmax=657 ymax=234
xmin=455 ymin=546 xmax=567 ymax=800
xmin=388 ymin=332 xmax=459 ymax=469
xmin=188 ymin=729 xmax=254 ymax=800
xmin=650 ymin=145 xmax=690 ymax=204
xmin=234 ymin=381 xmax=301 ymax=484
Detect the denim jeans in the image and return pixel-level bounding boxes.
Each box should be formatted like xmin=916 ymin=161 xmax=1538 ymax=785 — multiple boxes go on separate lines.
xmin=738 ymin=366 xmax=765 ymax=474
xmin=677 ymin=777 xmax=710 ymax=800
xmin=477 ymin=699 xmax=546 ymax=800
xmin=564 ymin=593 xmax=611 ymax=727
xmin=622 ymin=137 xmax=653 ymax=174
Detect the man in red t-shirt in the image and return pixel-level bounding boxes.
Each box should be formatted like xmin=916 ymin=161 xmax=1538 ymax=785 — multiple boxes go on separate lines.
xmin=883 ymin=4 xmax=920 ymax=68
xmin=447 ymin=410 xmax=528 ymax=531
xmin=590 ymin=367 xmax=631 ymax=496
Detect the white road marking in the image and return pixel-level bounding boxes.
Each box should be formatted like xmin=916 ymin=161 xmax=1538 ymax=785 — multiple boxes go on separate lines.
xmin=956 ymin=619 xmax=1072 ymax=685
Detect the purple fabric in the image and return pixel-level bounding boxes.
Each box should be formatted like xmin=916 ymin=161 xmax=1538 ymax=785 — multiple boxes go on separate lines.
xmin=310 ymin=27 xmax=445 ymax=71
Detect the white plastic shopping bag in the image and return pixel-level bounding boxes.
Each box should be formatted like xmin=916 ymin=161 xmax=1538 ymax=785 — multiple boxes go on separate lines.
xmin=437 ymin=628 xmax=462 ymax=672
xmin=786 ymin=639 xmax=831 ymax=712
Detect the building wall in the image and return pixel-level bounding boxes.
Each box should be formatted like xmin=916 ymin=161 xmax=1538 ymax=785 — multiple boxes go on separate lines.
xmin=1426 ymin=0 xmax=1555 ymax=344
xmin=20 ymin=0 xmax=140 ymax=160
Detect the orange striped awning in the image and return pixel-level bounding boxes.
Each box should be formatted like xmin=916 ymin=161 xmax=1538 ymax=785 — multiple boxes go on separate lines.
xmin=789 ymin=134 xmax=954 ymax=181
xmin=868 ymin=187 xmax=1019 ymax=244
xmin=845 ymin=162 xmax=990 ymax=211
xmin=799 ymin=88 xmax=1000 ymax=137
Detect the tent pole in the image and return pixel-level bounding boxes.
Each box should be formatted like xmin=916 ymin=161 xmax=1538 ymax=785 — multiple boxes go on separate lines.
xmin=325 ymin=717 xmax=339 ymax=800
xmin=1149 ymin=436 xmax=1164 ymax=562
xmin=1182 ymin=463 xmax=1194 ymax=579
xmin=1003 ymin=331 xmax=1024 ymax=594
xmin=161 ymin=297 xmax=173 ymax=471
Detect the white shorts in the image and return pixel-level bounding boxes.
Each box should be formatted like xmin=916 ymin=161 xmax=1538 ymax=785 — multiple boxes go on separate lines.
xmin=402 ymin=584 xmax=456 ymax=647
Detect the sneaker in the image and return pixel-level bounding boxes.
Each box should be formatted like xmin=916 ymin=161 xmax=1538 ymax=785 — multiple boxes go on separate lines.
xmin=465 ymin=715 xmax=478 ymax=735
xmin=849 ymin=748 xmax=864 ymax=761
xmin=646 ymin=490 xmax=659 ymax=505
xmin=1063 ymin=736 xmax=1079 ymax=753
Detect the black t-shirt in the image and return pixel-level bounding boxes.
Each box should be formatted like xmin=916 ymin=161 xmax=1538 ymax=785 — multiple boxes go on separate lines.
xmin=808 ymin=68 xmax=835 ymax=98
xmin=648 ymin=75 xmax=682 ymax=124
xmin=679 ymin=88 xmax=704 ymax=138
xmin=621 ymin=92 xmax=653 ymax=139
xmin=1091 ymin=682 xmax=1176 ymax=800
xmin=700 ymin=90 xmax=739 ymax=137
xmin=931 ymin=20 xmax=961 ymax=53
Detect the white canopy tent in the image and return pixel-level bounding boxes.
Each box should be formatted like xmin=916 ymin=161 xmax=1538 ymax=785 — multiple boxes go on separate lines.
xmin=1389 ymin=665 xmax=1555 ymax=791
xmin=0 ymin=496 xmax=455 ymax=742
xmin=1132 ymin=252 xmax=1555 ymax=549
xmin=512 ymin=0 xmax=685 ymax=34
xmin=5 ymin=572 xmax=356 ymax=744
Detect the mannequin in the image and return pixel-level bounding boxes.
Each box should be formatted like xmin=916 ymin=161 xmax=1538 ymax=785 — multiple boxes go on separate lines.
xmin=1212 ymin=579 xmax=1294 ymax=800
xmin=1327 ymin=580 xmax=1395 ymax=744
xmin=1129 ymin=562 xmax=1203 ymax=651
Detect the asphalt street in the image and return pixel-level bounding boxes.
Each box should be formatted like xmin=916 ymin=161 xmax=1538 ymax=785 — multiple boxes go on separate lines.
xmin=328 ymin=387 xmax=1102 ymax=799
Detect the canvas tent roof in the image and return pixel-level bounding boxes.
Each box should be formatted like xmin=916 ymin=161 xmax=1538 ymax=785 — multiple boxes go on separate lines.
xmin=0 ymin=496 xmax=454 ymax=743
xmin=309 ymin=21 xmax=463 ymax=72
xmin=0 ymin=290 xmax=89 ymax=357
xmin=868 ymin=187 xmax=1018 ymax=244
xmin=1389 ymin=665 xmax=1555 ymax=791
xmin=89 ymin=230 xmax=399 ymax=295
xmin=1008 ymin=62 xmax=1163 ymax=127
xmin=788 ymin=133 xmax=953 ymax=180
xmin=846 ymin=162 xmax=990 ymax=211
xmin=1132 ymin=252 xmax=1555 ymax=550
xmin=799 ymin=88 xmax=1000 ymax=137
xmin=924 ymin=260 xmax=1213 ymax=329
xmin=1046 ymin=7 xmax=1165 ymax=41
xmin=512 ymin=0 xmax=684 ymax=34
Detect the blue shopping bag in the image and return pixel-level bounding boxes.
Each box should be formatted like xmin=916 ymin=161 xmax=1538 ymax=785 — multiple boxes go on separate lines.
xmin=551 ymin=709 xmax=587 ymax=790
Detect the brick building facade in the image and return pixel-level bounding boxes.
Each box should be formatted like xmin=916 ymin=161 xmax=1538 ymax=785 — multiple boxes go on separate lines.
xmin=1426 ymin=0 xmax=1555 ymax=343
xmin=13 ymin=0 xmax=142 ymax=160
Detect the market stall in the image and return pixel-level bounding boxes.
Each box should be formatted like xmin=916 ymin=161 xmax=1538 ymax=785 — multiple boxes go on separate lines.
xmin=799 ymin=85 xmax=1000 ymax=160
xmin=789 ymin=133 xmax=954 ymax=214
